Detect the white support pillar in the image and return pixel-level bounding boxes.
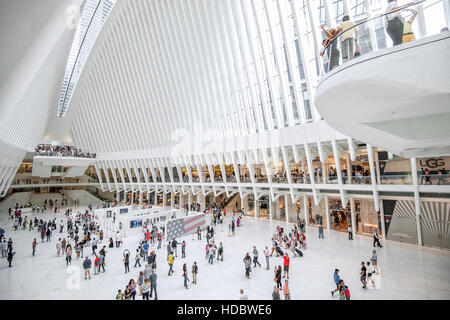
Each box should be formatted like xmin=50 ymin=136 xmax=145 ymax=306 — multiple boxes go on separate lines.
xmin=188 ymin=192 xmax=192 ymax=211
xmin=154 ymin=192 xmax=158 ymax=206
xmin=324 ymin=196 xmax=330 ymax=230
xmin=375 ymin=151 xmax=381 ymax=185
xmin=163 ymin=192 xmax=167 ymax=209
xmin=285 ymin=195 xmax=289 ymax=223
xmin=139 ymin=192 xmax=143 ymax=205
xmin=367 ymin=144 xmax=380 ymax=212
xmin=170 ymin=193 xmax=174 ymax=209
xmin=379 ymin=198 xmax=386 ymax=240
xmin=243 ymin=194 xmax=249 ymax=215
xmin=410 ymin=157 xmax=423 ymax=246
xmin=255 ymin=196 xmax=261 ymax=218
xmin=350 ymin=197 xmax=356 ymax=234
xmin=269 ymin=195 xmax=274 ymax=220
xmin=322 ymin=161 xmax=327 ymax=183
xmin=303 ymin=195 xmax=308 ymax=226
xmin=179 ymin=193 xmax=185 ymax=210
xmin=346 ymin=152 xmax=352 ymax=184
xmin=116 ymin=191 xmax=120 ymax=203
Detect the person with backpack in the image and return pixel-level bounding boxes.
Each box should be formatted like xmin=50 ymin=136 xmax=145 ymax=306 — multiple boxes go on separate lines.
xmin=171 ymin=238 xmax=179 ymax=257
xmin=243 ymin=253 xmax=252 ymax=279
xmin=83 ymin=256 xmax=92 ymax=279
xmin=123 ymin=250 xmax=130 ymax=273
xmin=168 ymin=252 xmax=175 ymax=276
xmin=192 ymin=262 xmax=198 ymax=284
xmin=253 ymin=246 xmax=261 ymax=268
xmin=183 ymin=263 xmax=190 ymax=289
xmin=181 ymin=241 xmax=186 ymax=258
xmin=274 ymin=266 xmax=282 ymax=289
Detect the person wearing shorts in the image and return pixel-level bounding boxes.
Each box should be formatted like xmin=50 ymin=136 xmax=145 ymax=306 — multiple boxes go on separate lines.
xmin=283 ymin=253 xmax=290 ymax=279
xmin=360 ymin=261 xmax=367 ymax=288
xmin=366 ymin=261 xmax=375 ymax=287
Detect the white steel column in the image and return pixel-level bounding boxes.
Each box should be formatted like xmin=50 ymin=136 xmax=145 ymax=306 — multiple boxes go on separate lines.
xmin=285 ymin=195 xmax=289 ymax=223
xmin=170 ymin=193 xmax=174 ymax=209
xmin=188 ymin=191 xmax=192 ymax=210
xmin=346 ymin=152 xmax=352 ymax=184
xmin=324 ymin=196 xmax=330 ymax=230
xmin=379 ymin=198 xmax=386 ymax=240
xmin=410 ymin=157 xmax=423 ymax=246
xmin=375 ymin=151 xmax=381 ymax=184
xmin=303 ymin=195 xmax=308 ymax=226
xmin=350 ymin=197 xmax=356 ymax=235
xmin=367 ymin=144 xmax=380 ymax=212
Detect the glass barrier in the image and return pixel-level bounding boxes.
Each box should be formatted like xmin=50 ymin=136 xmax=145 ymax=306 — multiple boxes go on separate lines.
xmin=380 ymin=174 xmax=412 ymax=184
xmin=320 ymin=0 xmax=448 ymax=76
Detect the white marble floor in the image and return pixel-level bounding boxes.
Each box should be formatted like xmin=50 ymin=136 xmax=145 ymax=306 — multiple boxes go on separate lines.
xmin=0 ymin=207 xmax=449 ymax=300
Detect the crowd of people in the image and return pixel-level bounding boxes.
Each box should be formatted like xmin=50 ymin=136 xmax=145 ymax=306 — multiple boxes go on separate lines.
xmin=35 ymin=144 xmax=96 ymax=158
xmin=0 ymin=191 xmax=386 ymax=300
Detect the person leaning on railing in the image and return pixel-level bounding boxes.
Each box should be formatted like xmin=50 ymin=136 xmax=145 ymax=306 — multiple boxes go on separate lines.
xmin=335 ymin=15 xmax=358 ymax=63
xmin=386 ymin=0 xmax=418 ymax=46
xmin=320 ymin=26 xmax=340 ymax=72
xmin=402 ymin=7 xmax=417 ymax=43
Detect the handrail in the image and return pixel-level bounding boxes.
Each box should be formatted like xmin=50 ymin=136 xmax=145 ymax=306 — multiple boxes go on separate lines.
xmin=320 ymin=0 xmax=436 ymax=74
xmin=323 ymin=0 xmax=427 ymax=53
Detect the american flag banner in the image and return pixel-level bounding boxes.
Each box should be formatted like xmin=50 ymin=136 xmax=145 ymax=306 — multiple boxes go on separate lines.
xmin=166 ymin=213 xmax=206 ymax=240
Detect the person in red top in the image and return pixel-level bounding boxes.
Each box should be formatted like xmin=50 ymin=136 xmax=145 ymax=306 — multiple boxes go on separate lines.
xmin=283 ymin=253 xmax=290 ymax=279
xmin=32 ymin=238 xmax=37 ymax=256
xmin=94 ymin=255 xmax=100 ymax=275
xmin=146 ymin=231 xmax=151 ymax=242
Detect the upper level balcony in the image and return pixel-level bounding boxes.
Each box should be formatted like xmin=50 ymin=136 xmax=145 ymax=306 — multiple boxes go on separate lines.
xmin=315 ymin=0 xmax=450 ymax=158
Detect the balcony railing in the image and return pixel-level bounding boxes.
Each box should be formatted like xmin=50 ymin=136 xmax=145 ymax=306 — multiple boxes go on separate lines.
xmin=320 ymin=0 xmax=446 ymax=76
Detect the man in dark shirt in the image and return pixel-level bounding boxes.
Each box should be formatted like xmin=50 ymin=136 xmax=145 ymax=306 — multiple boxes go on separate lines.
xmin=360 ymin=261 xmax=367 ymax=288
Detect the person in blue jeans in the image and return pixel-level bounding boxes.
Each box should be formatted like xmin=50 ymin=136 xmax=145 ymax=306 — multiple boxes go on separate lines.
xmin=319 ymin=225 xmax=325 ymax=239
xmin=149 ymin=269 xmax=157 ymax=300
xmin=331 ymin=269 xmax=341 ymax=296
